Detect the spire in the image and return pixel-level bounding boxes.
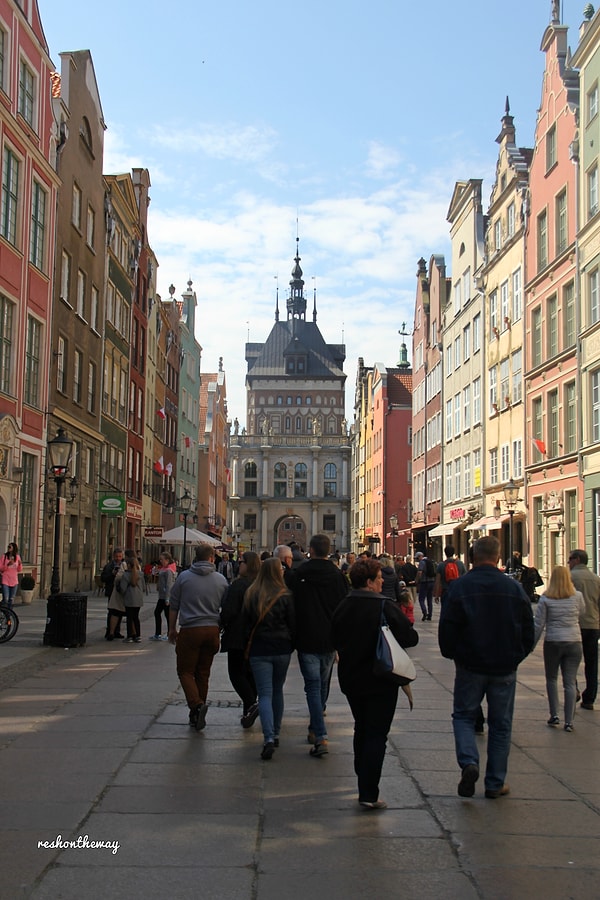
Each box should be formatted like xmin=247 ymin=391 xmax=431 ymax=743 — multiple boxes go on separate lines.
xmin=313 ymin=277 xmax=317 ymax=323
xmin=275 ymin=275 xmax=279 ymax=323
xmin=287 ymin=236 xmax=307 ymax=321
xmin=398 ymin=322 xmax=411 ymax=369
xmin=496 ymin=95 xmax=515 ymax=145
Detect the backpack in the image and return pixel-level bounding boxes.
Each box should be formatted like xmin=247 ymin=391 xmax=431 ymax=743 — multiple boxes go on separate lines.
xmin=424 ymin=557 xmax=436 ymax=579
xmin=444 ymin=560 xmax=460 ymax=583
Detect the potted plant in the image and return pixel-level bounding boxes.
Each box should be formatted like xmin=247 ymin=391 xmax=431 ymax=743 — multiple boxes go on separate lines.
xmin=20 ymin=573 xmax=35 ymax=605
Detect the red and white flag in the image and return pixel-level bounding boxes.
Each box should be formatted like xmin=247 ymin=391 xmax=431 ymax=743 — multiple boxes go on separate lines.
xmin=531 ymin=438 xmax=546 ymax=455
xmin=154 ymin=456 xmax=164 ymax=474
xmin=165 ymin=462 xmax=173 ymax=477
xmin=157 ymin=407 xmax=166 ymax=420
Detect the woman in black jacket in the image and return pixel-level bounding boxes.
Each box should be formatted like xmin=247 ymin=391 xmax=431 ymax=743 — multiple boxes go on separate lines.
xmin=331 ymin=557 xmax=418 ymax=809
xmin=220 ymin=551 xmax=261 ymax=727
xmin=242 ymin=557 xmax=295 ymax=760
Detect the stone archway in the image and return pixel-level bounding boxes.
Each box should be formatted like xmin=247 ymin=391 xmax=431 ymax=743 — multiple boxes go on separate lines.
xmin=275 ymin=514 xmax=307 ymax=553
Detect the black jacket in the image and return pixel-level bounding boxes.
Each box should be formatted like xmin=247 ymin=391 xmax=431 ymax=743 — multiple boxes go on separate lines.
xmin=289 ymin=558 xmax=349 ymax=653
xmin=438 ymin=564 xmax=534 ymax=676
xmin=331 ymin=590 xmax=418 ymax=697
xmin=381 ymin=565 xmax=401 ymax=602
xmin=219 ymin=576 xmax=251 ymax=651
xmin=241 ymin=590 xmax=295 ymax=657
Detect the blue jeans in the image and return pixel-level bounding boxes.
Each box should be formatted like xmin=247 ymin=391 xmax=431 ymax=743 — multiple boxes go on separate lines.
xmin=2 ymin=584 xmax=17 ymax=608
xmin=250 ymin=654 xmax=291 ymax=743
xmin=543 ymin=641 xmax=582 ymax=723
xmin=418 ymin=581 xmax=434 ymax=618
xmin=298 ymin=651 xmax=335 ymax=742
xmin=452 ymin=665 xmax=516 ymax=793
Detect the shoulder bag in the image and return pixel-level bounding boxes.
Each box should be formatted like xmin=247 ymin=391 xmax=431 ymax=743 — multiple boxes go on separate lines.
xmin=373 ymin=599 xmax=416 ymax=685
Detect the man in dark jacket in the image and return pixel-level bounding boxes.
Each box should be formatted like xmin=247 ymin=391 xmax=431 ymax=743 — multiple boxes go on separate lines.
xmin=289 ymin=533 xmax=348 ymax=757
xmin=439 ymin=536 xmax=534 ymax=800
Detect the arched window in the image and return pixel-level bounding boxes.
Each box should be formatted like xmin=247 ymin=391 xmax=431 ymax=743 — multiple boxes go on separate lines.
xmin=296 ymin=416 xmax=301 ymax=431
xmin=274 ymin=462 xmax=287 ymax=497
xmin=324 ymin=463 xmax=337 ymax=497
xmin=285 ymin=416 xmax=291 ymax=431
xmin=244 ymin=461 xmax=257 ymax=496
xmin=294 ymin=462 xmax=308 ymax=497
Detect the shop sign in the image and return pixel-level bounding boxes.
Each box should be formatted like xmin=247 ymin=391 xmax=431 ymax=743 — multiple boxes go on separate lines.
xmin=98 ymin=494 xmax=125 ymax=515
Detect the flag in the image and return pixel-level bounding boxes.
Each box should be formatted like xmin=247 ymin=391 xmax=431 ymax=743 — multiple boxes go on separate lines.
xmin=184 ymin=435 xmax=191 ymax=448
xmin=531 ymin=438 xmax=546 ymax=455
xmin=154 ymin=456 xmax=164 ymax=474
xmin=225 ymin=467 xmax=231 ymax=481
xmin=157 ymin=407 xmax=166 ymax=420
xmin=165 ymin=462 xmax=173 ymax=477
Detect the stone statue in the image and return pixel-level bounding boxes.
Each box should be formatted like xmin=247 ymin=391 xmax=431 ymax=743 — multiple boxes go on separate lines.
xmin=551 ymin=0 xmax=560 ymax=23
xmin=233 ymin=417 xmax=239 ymax=436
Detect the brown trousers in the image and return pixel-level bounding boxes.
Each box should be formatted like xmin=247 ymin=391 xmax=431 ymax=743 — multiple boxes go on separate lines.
xmin=175 ymin=625 xmax=220 ymax=710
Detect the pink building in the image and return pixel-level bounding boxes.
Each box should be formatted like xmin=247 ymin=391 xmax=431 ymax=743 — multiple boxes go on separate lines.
xmin=524 ymin=12 xmax=582 ymax=574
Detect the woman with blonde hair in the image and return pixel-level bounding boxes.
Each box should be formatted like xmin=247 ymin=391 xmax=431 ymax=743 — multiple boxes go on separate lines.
xmin=242 ymin=557 xmax=295 ymax=759
xmin=534 ymin=564 xmax=585 ymax=732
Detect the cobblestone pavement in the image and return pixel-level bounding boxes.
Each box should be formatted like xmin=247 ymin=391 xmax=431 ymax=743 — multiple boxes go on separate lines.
xmin=0 ymin=594 xmax=599 ymax=899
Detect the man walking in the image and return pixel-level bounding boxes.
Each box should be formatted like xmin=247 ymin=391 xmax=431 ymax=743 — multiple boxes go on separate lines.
xmin=273 ymin=544 xmax=295 ymax=588
xmin=434 ymin=545 xmax=466 ymax=608
xmin=568 ymin=549 xmax=600 ymax=710
xmin=439 ymin=536 xmax=534 ymax=799
xmin=289 ymin=533 xmax=348 ymax=757
xmin=415 ymin=551 xmax=436 ymax=621
xmin=168 ymin=544 xmax=228 ymax=730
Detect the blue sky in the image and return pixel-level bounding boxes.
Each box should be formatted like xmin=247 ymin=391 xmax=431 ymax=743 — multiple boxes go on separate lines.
xmin=41 ymin=1 xmax=580 ymax=423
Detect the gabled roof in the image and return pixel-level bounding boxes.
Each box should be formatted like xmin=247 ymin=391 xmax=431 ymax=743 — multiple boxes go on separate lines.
xmin=246 ymin=319 xmax=345 ymax=379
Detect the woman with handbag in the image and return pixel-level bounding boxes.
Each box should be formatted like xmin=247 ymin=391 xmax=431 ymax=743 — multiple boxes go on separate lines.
xmin=331 ymin=557 xmax=418 ymax=809
xmin=0 ymin=542 xmax=23 ymax=608
xmin=242 ymin=557 xmax=295 ymax=760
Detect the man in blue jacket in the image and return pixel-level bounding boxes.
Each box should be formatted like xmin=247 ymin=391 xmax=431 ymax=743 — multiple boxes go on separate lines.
xmin=439 ymin=536 xmax=534 ymax=800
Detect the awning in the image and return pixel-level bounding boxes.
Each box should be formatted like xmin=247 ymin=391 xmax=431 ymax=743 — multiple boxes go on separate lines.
xmin=427 ymin=523 xmax=455 ymax=538
xmin=465 ymin=515 xmax=502 ymax=532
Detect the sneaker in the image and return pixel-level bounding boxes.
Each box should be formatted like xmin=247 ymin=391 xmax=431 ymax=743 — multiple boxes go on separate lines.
xmin=564 ymin=723 xmax=574 ymax=732
xmin=149 ymin=635 xmax=161 ymax=641
xmin=123 ymin=637 xmax=134 ymax=643
xmin=240 ymin=702 xmax=259 ymax=729
xmin=359 ymin=800 xmax=387 ymax=810
xmin=547 ymin=715 xmax=560 ymax=726
xmin=458 ymin=763 xmax=479 ymax=798
xmin=159 ymin=635 xmax=169 ymax=641
xmin=194 ymin=702 xmax=208 ymax=731
xmin=485 ymin=785 xmax=510 ymax=799
xmin=261 ymin=741 xmax=275 ymax=760
xmin=307 ymin=730 xmax=316 ymax=744
xmin=309 ymin=740 xmax=329 ymax=758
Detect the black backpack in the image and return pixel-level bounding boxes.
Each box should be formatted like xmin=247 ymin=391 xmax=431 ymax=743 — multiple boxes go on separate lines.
xmin=424 ymin=557 xmax=436 ymax=579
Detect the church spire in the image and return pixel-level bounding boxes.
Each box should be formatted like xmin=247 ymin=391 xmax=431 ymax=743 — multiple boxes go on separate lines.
xmin=287 ymin=237 xmax=307 ymax=321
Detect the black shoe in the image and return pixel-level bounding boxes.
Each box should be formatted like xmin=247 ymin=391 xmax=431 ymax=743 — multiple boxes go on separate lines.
xmin=426 ymin=615 xmax=432 ymax=621
xmin=114 ymin=633 xmax=124 ymax=640
xmin=547 ymin=715 xmax=560 ymax=726
xmin=261 ymin=742 xmax=275 ymax=760
xmin=240 ymin=702 xmax=259 ymax=729
xmin=580 ymin=702 xmax=595 ymax=710
xmin=194 ymin=702 xmax=208 ymax=731
xmin=421 ymin=614 xmax=427 ymax=622
xmin=273 ymin=738 xmax=280 ymax=747
xmin=458 ymin=763 xmax=479 ymax=798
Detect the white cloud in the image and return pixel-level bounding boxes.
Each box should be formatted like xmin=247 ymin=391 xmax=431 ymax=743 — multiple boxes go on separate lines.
xmin=365 ymin=141 xmax=402 ymax=179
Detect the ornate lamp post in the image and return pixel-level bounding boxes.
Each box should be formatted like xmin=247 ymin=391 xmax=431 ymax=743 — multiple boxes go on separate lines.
xmin=177 ymin=488 xmax=193 ymax=569
xmin=493 ymin=479 xmax=520 ymax=573
xmin=47 ymin=428 xmax=74 ymax=595
xmin=389 ymin=514 xmax=399 ymax=557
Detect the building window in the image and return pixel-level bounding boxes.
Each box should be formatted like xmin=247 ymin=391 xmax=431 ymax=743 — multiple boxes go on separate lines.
xmin=489 ymin=366 xmax=498 ymax=412
xmin=294 ymin=463 xmax=308 ymax=497
xmin=593 ymin=371 xmax=600 ymax=444
xmin=589 ymin=83 xmax=599 ymax=122
xmin=556 ymin=189 xmax=567 ymax=255
xmin=73 ymin=349 xmax=82 ymax=403
xmin=566 ymin=490 xmax=578 ymax=554
xmin=589 ymin=165 xmax=598 ymax=219
xmin=445 ymin=462 xmax=453 ymax=502
xmin=590 ymin=269 xmax=599 ymax=325
xmin=57 ymin=335 xmax=66 ymax=393
xmin=18 ymin=60 xmax=35 ymax=127
xmin=60 ymin=250 xmax=71 ymax=303
xmin=532 ymin=306 xmax=542 ymax=368
xmin=323 ymin=514 xmax=336 ymax=532
xmin=563 ymin=281 xmax=575 ymax=346
xmin=18 ymin=453 xmax=35 ymax=563
xmin=473 ymin=377 xmax=481 ymax=425
xmin=1 ymin=147 xmax=20 ymax=245
xmin=547 ymin=294 xmax=558 ymax=357
xmin=86 ymin=205 xmax=95 ymax=248
xmin=500 ymin=358 xmax=510 ymax=408
xmin=463 ymin=384 xmax=471 ymax=430
xmin=494 ymin=219 xmax=502 ymax=251
xmin=0 ymin=28 xmax=5 ymax=93
xmin=324 ymin=462 xmax=337 ymax=497
xmin=500 ymin=280 xmax=509 ymax=330
xmin=453 ymin=278 xmax=461 ymax=315
xmin=548 ymin=389 xmax=559 ymax=457
xmin=72 ymin=182 xmax=82 ymax=228
xmin=274 ymin=462 xmax=287 ymax=497
xmin=88 ymin=361 xmax=96 ymax=413
xmin=511 ymin=348 xmax=522 ymax=405
xmin=565 ymin=381 xmax=576 ymax=453
xmin=537 ymin=210 xmax=548 ymax=270
xmin=30 ymin=180 xmax=46 ymax=270
xmin=0 ymin=294 xmax=13 ymax=395
xmin=454 ymin=393 xmax=461 ymax=437
xmin=244 ymin=461 xmax=257 ymax=497
xmin=90 ymin=285 xmax=99 ymax=332
xmin=244 ymin=513 xmax=257 ymax=532
xmin=473 ymin=313 xmax=481 ymax=353
xmin=463 ymin=324 xmax=470 ymax=361
xmin=512 ymin=268 xmax=522 ymax=321
xmin=490 ymin=290 xmax=498 ymax=338
xmin=445 ymin=398 xmax=452 ymax=441
xmin=507 ymin=202 xmax=516 ymax=237
xmin=489 ymin=448 xmax=498 ymax=485
xmin=546 ymin=125 xmax=557 ymax=171
xmin=454 ymin=458 xmax=461 ymax=500
xmin=463 ymin=453 xmax=471 ymax=497
xmin=512 ymin=439 xmax=522 ymax=480
xmin=532 ymin=397 xmax=543 ymax=448
xmin=501 ymin=443 xmax=510 ymax=482
xmin=454 ymin=336 xmax=460 ymax=370
xmin=76 ymin=269 xmax=86 ymax=319
xmin=24 ymin=316 xmax=41 ymax=407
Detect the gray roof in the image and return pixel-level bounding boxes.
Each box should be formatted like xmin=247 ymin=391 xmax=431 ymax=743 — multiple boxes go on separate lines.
xmin=246 ymin=319 xmax=346 ymax=380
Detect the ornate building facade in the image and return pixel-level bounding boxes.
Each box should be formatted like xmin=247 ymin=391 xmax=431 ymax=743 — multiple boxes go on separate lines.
xmin=228 ymin=242 xmax=351 ymax=554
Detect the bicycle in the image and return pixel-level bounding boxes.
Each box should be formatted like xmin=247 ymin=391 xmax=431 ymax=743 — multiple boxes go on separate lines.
xmin=0 ymin=603 xmax=19 ymax=642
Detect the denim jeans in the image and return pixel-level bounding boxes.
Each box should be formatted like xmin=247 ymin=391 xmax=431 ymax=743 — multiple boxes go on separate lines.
xmin=2 ymin=584 xmax=17 ymax=608
xmin=580 ymin=629 xmax=599 ymax=705
xmin=249 ymin=654 xmax=291 ymax=743
xmin=452 ymin=665 xmax=516 ymax=793
xmin=418 ymin=581 xmax=434 ymax=618
xmin=543 ymin=641 xmax=582 ymax=723
xmin=298 ymin=651 xmax=335 ymax=742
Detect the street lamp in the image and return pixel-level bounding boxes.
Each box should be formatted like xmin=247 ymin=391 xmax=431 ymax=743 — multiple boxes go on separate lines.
xmin=234 ymin=526 xmax=242 ymax=559
xmin=503 ymin=478 xmax=519 ymax=574
xmin=47 ymin=427 xmax=74 ymax=595
xmin=249 ymin=529 xmax=255 ymax=551
xmin=177 ymin=488 xmax=193 ymax=569
xmin=389 ymin=514 xmax=399 ymax=557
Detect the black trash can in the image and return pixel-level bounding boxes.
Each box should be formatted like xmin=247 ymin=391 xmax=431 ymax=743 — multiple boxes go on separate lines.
xmin=43 ymin=593 xmax=87 ymax=647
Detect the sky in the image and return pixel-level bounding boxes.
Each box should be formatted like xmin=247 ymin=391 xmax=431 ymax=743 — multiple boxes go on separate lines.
xmin=40 ymin=0 xmax=581 ymax=424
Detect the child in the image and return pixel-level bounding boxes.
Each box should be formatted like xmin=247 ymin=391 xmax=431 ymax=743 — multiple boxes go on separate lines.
xmin=398 ymin=580 xmax=414 ymax=624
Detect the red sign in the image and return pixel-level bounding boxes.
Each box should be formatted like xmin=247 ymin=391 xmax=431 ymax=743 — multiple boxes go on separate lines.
xmin=450 ymin=508 xmax=465 ymax=520
xmin=144 ymin=526 xmax=164 ymax=538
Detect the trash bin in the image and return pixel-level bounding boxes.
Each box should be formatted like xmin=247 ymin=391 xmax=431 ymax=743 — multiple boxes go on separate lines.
xmin=43 ymin=593 xmax=87 ymax=647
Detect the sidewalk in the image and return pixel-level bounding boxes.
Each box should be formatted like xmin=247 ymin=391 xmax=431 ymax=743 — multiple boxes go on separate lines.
xmin=0 ymin=598 xmax=599 ymax=899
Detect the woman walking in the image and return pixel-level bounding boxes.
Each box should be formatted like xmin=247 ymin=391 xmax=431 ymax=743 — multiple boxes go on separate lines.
xmin=220 ymin=551 xmax=261 ymax=727
xmin=534 ymin=565 xmax=585 ymax=732
xmin=242 ymin=557 xmax=295 ymax=760
xmin=119 ymin=557 xmax=145 ymax=643
xmin=0 ymin=542 xmax=22 ymax=608
xmin=332 ymin=557 xmax=418 ymax=809
xmin=150 ymin=552 xmax=177 ymax=640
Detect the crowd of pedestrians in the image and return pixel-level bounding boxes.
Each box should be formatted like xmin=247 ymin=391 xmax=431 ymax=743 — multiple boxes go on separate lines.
xmin=97 ymin=534 xmax=600 ymax=810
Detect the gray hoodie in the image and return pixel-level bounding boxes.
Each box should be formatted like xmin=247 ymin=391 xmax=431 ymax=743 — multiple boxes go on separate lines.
xmin=169 ymin=560 xmax=228 ymax=628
